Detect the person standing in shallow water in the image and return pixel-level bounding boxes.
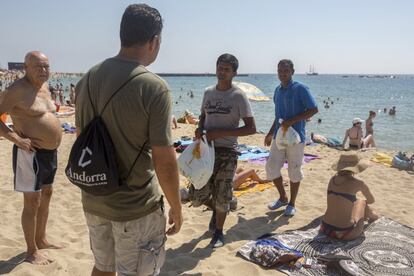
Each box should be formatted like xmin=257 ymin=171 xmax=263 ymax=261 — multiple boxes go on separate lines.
xmin=365 ymin=111 xmax=376 ymax=147
xmin=264 ymin=59 xmax=318 ymax=217
xmin=0 ymin=51 xmax=62 ymax=265
xmin=69 ymin=83 xmax=75 ymax=106
xmin=389 ymin=106 xmax=396 ymax=115
xmin=191 ymin=53 xmax=256 ymax=248
xmin=365 ymin=111 xmax=375 ymax=136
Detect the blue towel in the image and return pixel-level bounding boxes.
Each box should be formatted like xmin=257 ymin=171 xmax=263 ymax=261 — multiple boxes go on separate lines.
xmin=174 ymin=139 xmax=193 ymax=146
xmin=326 ymin=137 xmax=342 ymax=147
xmin=237 ymin=145 xmax=269 ymax=161
xmin=62 ymin=123 xmax=76 ymax=133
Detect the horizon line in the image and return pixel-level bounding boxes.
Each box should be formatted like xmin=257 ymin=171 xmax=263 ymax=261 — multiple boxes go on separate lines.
xmin=2 ymin=68 xmax=413 ymax=76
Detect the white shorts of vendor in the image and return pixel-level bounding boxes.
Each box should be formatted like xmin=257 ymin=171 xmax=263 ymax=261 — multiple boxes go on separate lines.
xmin=265 ymin=139 xmax=305 ymax=183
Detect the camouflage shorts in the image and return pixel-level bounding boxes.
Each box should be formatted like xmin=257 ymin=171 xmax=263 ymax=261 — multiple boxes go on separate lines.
xmin=189 ymin=148 xmax=237 ymax=213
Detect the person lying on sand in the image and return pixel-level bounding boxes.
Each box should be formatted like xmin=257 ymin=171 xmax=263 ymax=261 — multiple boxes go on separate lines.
xmin=177 ymin=109 xmax=199 ymax=125
xmin=310 ymin=132 xmax=328 ymax=144
xmin=320 ymin=152 xmax=379 ymax=240
xmin=233 ymin=168 xmax=268 ymax=189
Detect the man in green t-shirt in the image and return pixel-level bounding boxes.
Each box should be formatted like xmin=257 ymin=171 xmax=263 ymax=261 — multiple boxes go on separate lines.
xmin=75 ymin=4 xmax=182 ymax=275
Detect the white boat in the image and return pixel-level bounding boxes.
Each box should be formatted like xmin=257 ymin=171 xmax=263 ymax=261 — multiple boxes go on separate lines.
xmin=306 ymin=65 xmax=318 ymax=76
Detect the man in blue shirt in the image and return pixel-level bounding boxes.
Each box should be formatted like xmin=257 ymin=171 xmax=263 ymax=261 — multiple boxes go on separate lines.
xmin=264 ymin=59 xmax=318 ymax=216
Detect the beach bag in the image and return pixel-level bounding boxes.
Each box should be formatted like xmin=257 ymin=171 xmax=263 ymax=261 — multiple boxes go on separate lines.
xmin=65 ymin=71 xmax=147 ymax=196
xmin=275 ymin=119 xmax=300 ymax=150
xmin=178 ymin=136 xmax=214 ymax=190
xmin=249 ymin=239 xmax=303 ymax=268
xmin=392 ymin=155 xmax=413 ymax=171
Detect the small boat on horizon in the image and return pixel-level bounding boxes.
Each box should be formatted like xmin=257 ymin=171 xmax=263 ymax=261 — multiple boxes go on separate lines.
xmin=306 ymin=65 xmax=318 ymax=76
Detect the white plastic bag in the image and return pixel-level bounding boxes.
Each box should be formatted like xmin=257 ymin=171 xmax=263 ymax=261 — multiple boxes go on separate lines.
xmin=178 ymin=136 xmax=215 ymax=190
xmin=275 ymin=119 xmax=301 ymax=150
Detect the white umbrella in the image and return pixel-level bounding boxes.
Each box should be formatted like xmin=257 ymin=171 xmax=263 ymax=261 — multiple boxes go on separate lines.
xmin=233 ymin=82 xmax=270 ymax=102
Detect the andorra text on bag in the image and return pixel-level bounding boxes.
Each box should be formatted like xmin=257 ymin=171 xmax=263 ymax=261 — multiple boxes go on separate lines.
xmin=178 ymin=136 xmax=214 ymax=190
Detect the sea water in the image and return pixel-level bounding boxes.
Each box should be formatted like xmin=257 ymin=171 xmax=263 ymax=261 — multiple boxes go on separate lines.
xmin=52 ymin=74 xmax=414 ymax=151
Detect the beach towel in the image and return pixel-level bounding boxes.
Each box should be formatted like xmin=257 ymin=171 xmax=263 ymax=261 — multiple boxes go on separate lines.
xmin=371 ymin=152 xmax=393 ymax=167
xmin=61 ymin=122 xmax=76 ymax=134
xmin=233 ymin=180 xmax=274 ymax=197
xmin=238 ymin=217 xmax=414 ymax=275
xmin=237 ymin=145 xmax=270 ymax=161
xmin=174 ymin=137 xmax=193 ymax=153
xmin=175 ymin=138 xmax=193 ymax=147
xmin=326 ymin=137 xmax=342 ymax=148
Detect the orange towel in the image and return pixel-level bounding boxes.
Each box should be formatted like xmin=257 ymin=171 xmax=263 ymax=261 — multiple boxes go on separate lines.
xmin=233 ymin=180 xmax=274 ymax=197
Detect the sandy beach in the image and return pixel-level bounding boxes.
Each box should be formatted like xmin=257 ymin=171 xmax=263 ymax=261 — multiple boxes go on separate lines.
xmin=0 ymin=119 xmax=413 ymax=276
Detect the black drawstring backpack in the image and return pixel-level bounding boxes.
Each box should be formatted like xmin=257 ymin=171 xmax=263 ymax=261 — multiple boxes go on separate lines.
xmin=65 ymin=70 xmax=147 ymax=196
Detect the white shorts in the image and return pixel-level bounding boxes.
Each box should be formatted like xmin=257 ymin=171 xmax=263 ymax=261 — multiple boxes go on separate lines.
xmin=85 ymin=208 xmax=167 ymax=275
xmin=265 ymin=140 xmax=305 ymax=183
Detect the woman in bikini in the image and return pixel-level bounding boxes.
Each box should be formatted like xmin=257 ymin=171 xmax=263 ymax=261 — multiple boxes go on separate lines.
xmin=320 ymin=152 xmax=379 ymax=240
xmin=342 ymin=118 xmax=374 ymax=149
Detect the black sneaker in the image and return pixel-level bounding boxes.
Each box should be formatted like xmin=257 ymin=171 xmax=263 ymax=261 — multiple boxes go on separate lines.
xmin=210 ymin=230 xmax=224 ymax=248
xmin=209 ymin=211 xmax=216 ymax=232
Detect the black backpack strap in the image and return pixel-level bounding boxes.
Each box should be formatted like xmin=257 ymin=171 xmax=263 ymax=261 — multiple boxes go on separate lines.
xmin=99 ymin=71 xmax=147 ymax=116
xmin=85 ymin=67 xmax=150 ymax=184
xmin=124 ymin=140 xmax=148 ymax=183
xmin=86 ymin=68 xmax=147 ymax=116
xmin=86 ymin=72 xmax=97 ymax=116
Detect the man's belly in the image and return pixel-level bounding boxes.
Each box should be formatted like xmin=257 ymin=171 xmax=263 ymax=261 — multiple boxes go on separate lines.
xmin=13 ymin=113 xmax=62 ymax=150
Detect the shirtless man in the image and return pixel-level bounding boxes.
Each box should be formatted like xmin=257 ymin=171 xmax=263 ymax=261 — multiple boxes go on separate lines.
xmin=0 ymin=51 xmax=62 ymax=265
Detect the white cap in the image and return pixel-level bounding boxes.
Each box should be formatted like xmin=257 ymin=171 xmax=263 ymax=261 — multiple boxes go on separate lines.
xmin=352 ymin=117 xmax=364 ymax=124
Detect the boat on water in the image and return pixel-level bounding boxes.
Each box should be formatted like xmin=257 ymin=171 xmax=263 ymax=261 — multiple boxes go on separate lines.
xmin=306 ymin=65 xmax=318 ymax=76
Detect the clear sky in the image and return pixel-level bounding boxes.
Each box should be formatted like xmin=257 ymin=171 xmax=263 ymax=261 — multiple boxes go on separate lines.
xmin=1 ymin=0 xmax=413 ymax=74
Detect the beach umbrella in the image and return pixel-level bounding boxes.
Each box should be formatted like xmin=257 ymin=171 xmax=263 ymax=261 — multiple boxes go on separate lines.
xmin=233 ymin=82 xmax=270 ymax=102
